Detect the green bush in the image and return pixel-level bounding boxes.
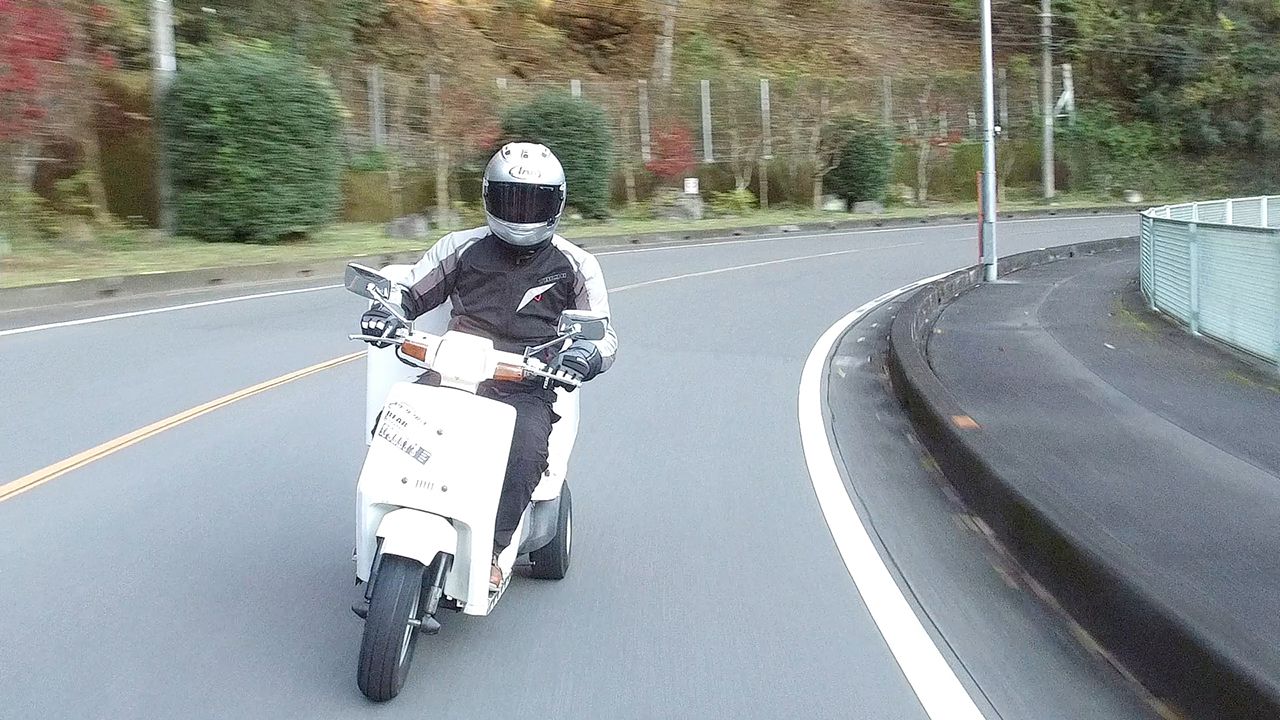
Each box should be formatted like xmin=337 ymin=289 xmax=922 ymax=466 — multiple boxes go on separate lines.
xmin=0 ymin=185 xmax=60 ymax=243
xmin=1061 ymin=106 xmax=1171 ymax=196
xmin=708 ymin=188 xmax=758 ymax=216
xmin=824 ymin=117 xmax=891 ymax=208
xmin=161 ymin=44 xmax=343 ymax=242
xmin=501 ymin=93 xmax=612 ymax=219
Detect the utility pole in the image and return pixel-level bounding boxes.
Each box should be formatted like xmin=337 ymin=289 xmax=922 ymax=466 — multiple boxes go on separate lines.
xmin=1041 ymin=0 xmax=1055 ymax=199
xmin=152 ymin=0 xmax=177 ymax=232
xmin=980 ymin=0 xmax=999 ymax=281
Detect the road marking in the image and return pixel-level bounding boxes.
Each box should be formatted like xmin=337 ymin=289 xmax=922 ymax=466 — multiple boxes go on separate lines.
xmin=1 ymin=237 xmax=945 ymax=501
xmin=0 ymin=284 xmax=342 ymax=338
xmin=591 ymin=213 xmax=1131 ymax=255
xmin=611 ymin=240 xmax=931 ymax=292
xmin=0 ymin=352 xmax=363 ymax=503
xmin=0 ymin=214 xmax=1131 ymax=337
xmin=798 ymin=271 xmax=987 ymax=720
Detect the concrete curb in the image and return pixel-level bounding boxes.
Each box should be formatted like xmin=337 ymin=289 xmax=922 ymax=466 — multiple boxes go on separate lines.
xmin=884 ymin=237 xmax=1279 ymax=719
xmin=0 ymin=205 xmax=1135 ymax=312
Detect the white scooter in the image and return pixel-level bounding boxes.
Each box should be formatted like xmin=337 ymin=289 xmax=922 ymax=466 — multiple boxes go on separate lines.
xmin=343 ymin=263 xmax=605 ymax=702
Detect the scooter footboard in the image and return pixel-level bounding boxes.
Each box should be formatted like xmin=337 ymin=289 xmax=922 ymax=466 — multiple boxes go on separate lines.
xmin=377 ymin=509 xmax=458 ymax=568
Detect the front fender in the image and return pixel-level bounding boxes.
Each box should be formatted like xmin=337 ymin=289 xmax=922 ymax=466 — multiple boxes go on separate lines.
xmin=377 ymin=508 xmax=458 ymax=568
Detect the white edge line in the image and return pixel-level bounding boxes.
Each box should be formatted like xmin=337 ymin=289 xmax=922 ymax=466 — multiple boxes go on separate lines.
xmin=798 ymin=269 xmax=988 ymax=720
xmin=0 ymin=213 xmax=1129 ymax=337
xmin=611 ymin=240 xmax=931 ymax=292
xmin=591 ymin=213 xmax=1128 ymax=256
xmin=0 ymin=284 xmax=342 ymax=338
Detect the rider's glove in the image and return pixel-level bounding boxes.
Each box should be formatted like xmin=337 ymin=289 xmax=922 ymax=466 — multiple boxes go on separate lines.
xmin=550 ymin=340 xmax=602 ymax=390
xmin=359 ymin=305 xmax=404 ymax=348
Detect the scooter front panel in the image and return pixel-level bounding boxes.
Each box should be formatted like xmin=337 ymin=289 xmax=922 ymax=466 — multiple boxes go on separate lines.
xmin=356 ymin=382 xmax=516 ymax=590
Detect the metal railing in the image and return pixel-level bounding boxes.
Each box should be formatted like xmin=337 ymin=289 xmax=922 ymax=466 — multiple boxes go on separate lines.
xmin=1140 ymin=196 xmax=1280 ymax=364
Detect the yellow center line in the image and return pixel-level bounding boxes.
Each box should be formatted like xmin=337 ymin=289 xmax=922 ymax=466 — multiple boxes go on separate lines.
xmin=0 ymin=351 xmax=364 ymax=504
xmin=4 ymin=240 xmax=911 ymax=505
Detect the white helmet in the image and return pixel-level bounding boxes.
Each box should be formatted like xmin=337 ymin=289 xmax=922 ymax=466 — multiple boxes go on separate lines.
xmin=482 ymin=142 xmax=567 ymax=248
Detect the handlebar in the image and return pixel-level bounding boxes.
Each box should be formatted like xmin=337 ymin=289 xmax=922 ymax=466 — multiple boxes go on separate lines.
xmin=348 ymin=331 xmax=580 ymax=389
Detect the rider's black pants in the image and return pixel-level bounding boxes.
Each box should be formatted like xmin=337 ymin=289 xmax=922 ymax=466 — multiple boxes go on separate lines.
xmin=483 ymin=386 xmax=557 ymax=553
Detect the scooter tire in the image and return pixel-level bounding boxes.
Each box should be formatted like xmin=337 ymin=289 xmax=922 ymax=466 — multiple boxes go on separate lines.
xmin=528 ymin=484 xmax=572 ymax=580
xmin=357 ymin=554 xmax=426 ymax=702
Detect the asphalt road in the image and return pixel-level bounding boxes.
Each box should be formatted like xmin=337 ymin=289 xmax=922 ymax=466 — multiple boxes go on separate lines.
xmin=0 ymin=215 xmax=1135 ymax=719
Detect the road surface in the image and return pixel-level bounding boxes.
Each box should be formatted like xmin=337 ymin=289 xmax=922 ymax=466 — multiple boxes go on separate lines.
xmin=0 ymin=215 xmax=1141 ymax=719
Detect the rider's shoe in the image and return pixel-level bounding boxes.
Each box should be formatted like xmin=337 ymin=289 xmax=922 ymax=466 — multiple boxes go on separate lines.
xmin=489 ymin=557 xmax=503 ymax=593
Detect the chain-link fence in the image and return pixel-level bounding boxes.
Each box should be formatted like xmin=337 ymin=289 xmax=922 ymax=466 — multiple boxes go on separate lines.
xmin=331 ymin=64 xmax=1060 ymax=213
xmin=341 ymin=67 xmax=1057 ymax=164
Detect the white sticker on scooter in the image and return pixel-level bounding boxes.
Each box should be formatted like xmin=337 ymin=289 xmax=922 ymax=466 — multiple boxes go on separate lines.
xmin=377 ymin=403 xmax=433 ymax=464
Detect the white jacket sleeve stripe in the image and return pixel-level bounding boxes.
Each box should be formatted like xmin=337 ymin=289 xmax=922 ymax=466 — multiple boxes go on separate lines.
xmin=555 ymin=238 xmax=618 ymax=373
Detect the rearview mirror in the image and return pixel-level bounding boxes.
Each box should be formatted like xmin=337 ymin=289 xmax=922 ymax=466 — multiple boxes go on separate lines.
xmin=344 ymin=263 xmax=394 ymax=301
xmin=558 ymin=310 xmax=609 ymax=342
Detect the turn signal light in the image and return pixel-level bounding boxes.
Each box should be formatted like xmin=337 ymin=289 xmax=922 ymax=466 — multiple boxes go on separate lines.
xmin=401 ymin=341 xmax=429 ymax=362
xmin=494 ymin=362 xmax=526 ymax=382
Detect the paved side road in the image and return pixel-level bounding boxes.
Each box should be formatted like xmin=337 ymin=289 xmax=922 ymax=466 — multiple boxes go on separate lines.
xmin=0 ymin=216 xmax=1141 ymax=719
xmin=927 ymin=246 xmax=1280 ymax=716
xmin=825 ymin=297 xmax=1155 ymax=720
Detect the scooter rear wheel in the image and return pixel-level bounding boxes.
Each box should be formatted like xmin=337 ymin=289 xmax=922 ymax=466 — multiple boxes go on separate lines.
xmin=357 ymin=554 xmax=426 ymax=702
xmin=529 ymin=484 xmax=572 ymax=579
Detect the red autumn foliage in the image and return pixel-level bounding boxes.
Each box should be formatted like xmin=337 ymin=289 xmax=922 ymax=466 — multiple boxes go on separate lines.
xmin=645 ymin=121 xmax=696 ymax=182
xmin=0 ymin=1 xmax=70 ymax=141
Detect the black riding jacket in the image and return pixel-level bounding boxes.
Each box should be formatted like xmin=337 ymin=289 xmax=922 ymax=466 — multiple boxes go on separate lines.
xmin=398 ymin=226 xmax=617 ymax=371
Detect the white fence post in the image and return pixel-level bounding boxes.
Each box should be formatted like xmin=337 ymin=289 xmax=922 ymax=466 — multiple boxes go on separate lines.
xmin=570 ymin=79 xmax=582 ymax=98
xmin=1188 ymin=222 xmax=1200 ymax=335
xmin=759 ymin=78 xmax=772 ymax=209
xmin=368 ymin=65 xmax=386 ymax=148
xmin=637 ymin=80 xmax=652 ymax=163
xmin=1152 ymin=215 xmax=1162 ymax=311
xmin=881 ymin=76 xmax=893 ymax=131
xmin=700 ymin=79 xmax=714 ymax=162
xmin=760 ymin=78 xmax=773 ymax=158
xmin=1275 ymin=232 xmax=1280 ymax=367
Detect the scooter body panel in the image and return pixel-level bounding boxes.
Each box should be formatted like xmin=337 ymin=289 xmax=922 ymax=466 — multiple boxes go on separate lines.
xmin=376 ymin=508 xmax=458 ymax=566
xmin=356 ymin=381 xmax=516 ymax=611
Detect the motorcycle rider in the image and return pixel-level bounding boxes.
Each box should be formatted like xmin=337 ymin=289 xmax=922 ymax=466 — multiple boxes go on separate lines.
xmin=359 ymin=143 xmax=617 ymax=591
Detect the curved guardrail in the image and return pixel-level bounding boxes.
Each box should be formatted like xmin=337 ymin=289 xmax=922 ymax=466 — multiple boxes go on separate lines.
xmin=1140 ymin=196 xmax=1280 ymax=363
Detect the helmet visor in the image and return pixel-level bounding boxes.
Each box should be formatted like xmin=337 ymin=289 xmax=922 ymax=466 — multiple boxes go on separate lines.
xmin=486 ymin=182 xmax=563 ymax=224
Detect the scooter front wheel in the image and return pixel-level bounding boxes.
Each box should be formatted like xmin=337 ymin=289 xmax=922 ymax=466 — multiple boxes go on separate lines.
xmin=357 ymin=554 xmax=426 ymax=702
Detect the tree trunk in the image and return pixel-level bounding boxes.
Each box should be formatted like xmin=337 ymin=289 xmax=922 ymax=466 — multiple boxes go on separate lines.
xmin=624 ymin=165 xmax=638 ymax=205
xmin=13 ymin=138 xmax=37 ymax=190
xmin=435 ymin=147 xmax=451 ymax=225
xmin=68 ymin=10 xmax=110 ymax=225
xmin=79 ymin=122 xmax=111 ymax=225
xmin=808 ymin=87 xmax=829 ymax=211
xmin=916 ymin=142 xmax=931 ymax=203
xmin=758 ymin=157 xmax=769 ymax=209
xmin=913 ymin=81 xmax=936 ymax=205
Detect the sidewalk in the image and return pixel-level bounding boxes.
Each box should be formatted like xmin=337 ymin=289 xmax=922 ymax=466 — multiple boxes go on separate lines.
xmin=892 ymin=243 xmax=1280 ymax=718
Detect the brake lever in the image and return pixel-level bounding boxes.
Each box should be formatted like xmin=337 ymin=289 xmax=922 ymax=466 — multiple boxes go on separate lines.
xmin=348 ymin=333 xmax=406 ymax=345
